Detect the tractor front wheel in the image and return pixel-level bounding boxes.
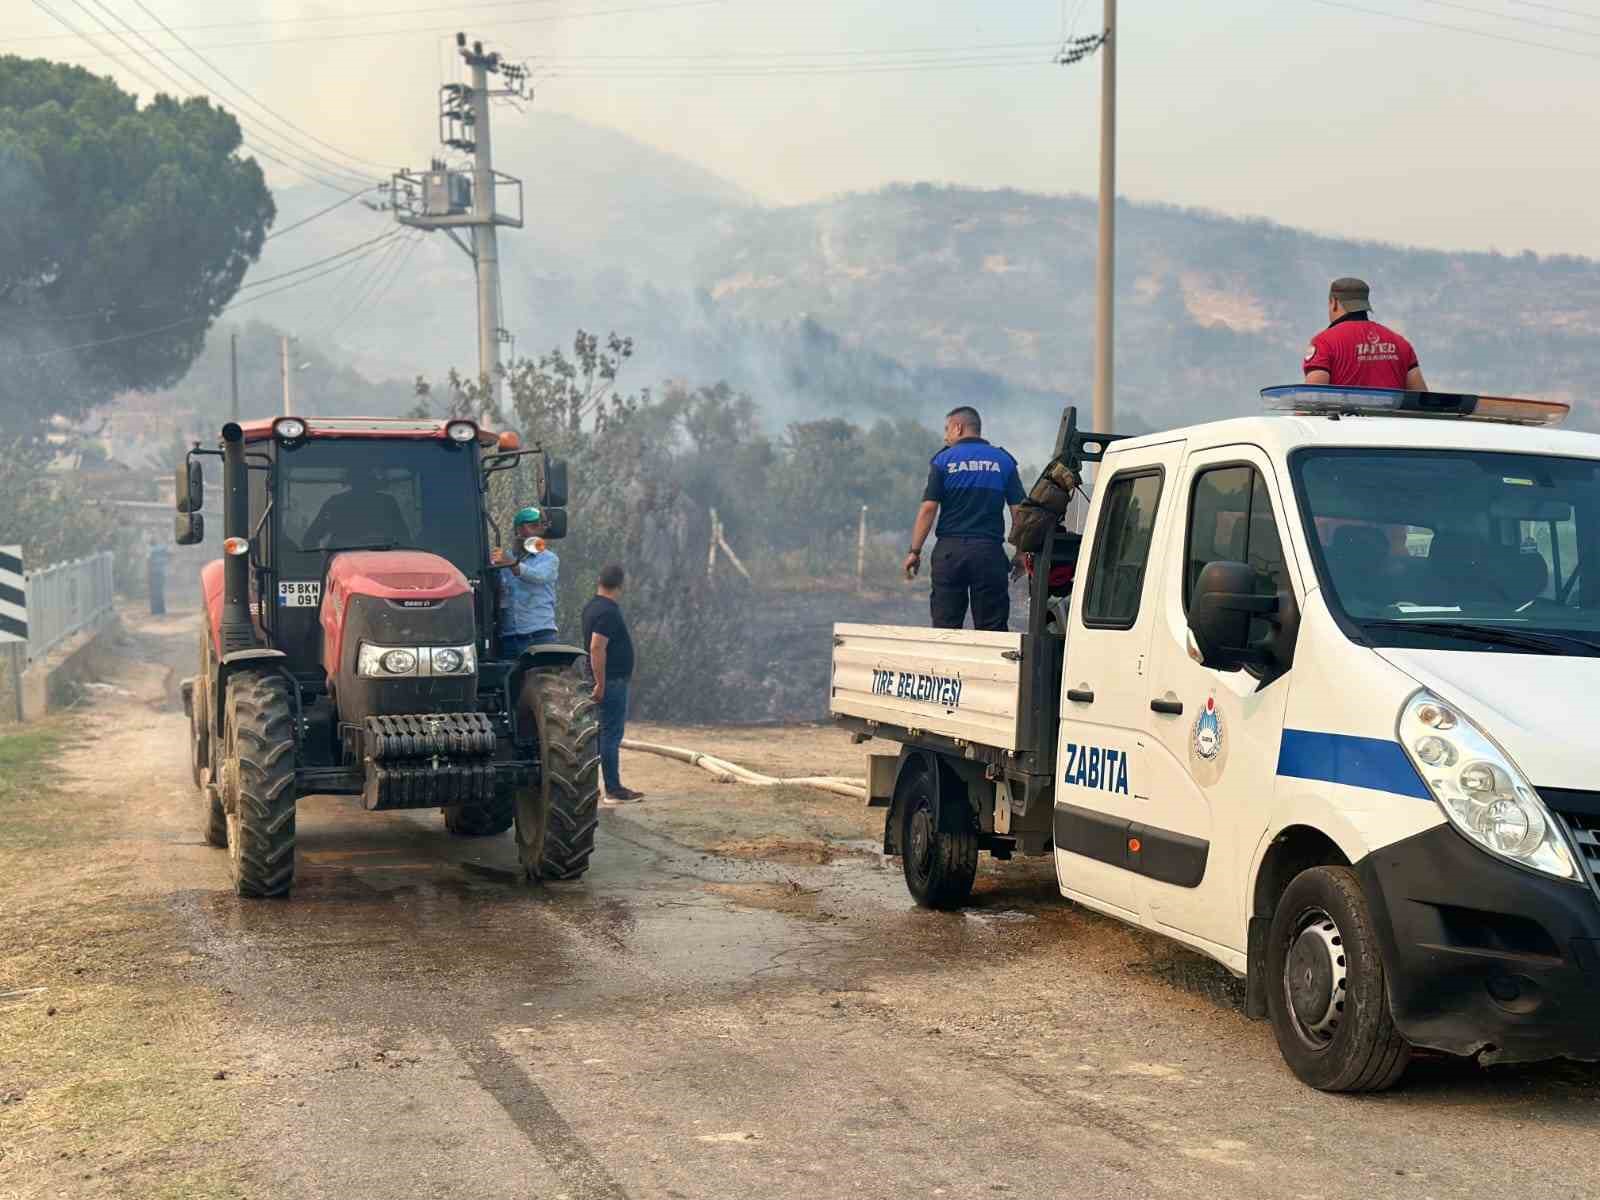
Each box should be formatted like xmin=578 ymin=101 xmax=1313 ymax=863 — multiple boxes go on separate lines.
xmin=220 ymin=672 xmax=298 ymax=898
xmin=514 ymin=663 xmax=601 ymax=881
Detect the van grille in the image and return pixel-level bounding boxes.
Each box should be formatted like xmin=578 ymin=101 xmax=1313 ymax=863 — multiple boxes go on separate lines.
xmin=1541 ymin=787 xmax=1600 ymax=893
xmin=1562 ymin=812 xmax=1600 ymax=873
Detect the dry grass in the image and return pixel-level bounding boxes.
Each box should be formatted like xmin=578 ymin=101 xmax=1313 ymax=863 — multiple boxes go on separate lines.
xmin=0 ymin=720 xmax=245 ymax=1200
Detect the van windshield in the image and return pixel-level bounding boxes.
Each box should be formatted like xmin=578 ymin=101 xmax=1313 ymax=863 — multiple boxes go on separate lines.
xmin=1293 ymin=448 xmax=1600 ymax=654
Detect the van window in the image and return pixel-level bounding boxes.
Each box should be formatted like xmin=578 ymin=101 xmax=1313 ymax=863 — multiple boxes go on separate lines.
xmin=1185 ymin=466 xmax=1288 ymax=620
xmin=1082 ymin=470 xmax=1164 ymax=628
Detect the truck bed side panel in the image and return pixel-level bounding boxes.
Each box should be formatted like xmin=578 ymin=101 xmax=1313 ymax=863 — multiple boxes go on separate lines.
xmin=829 ymin=623 xmax=1023 ymax=751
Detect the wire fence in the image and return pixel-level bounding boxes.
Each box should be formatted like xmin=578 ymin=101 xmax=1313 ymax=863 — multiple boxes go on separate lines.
xmin=26 ymin=552 xmax=116 ymax=664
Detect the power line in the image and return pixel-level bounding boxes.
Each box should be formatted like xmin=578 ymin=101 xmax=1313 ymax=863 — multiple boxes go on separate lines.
xmin=537 ymin=55 xmax=1065 ymax=79
xmin=1306 ymin=0 xmax=1600 ymax=58
xmin=8 ymin=233 xmax=408 ymax=363
xmin=11 ymin=0 xmax=572 ymax=41
xmin=1511 ymin=1 xmax=1600 ymax=20
xmin=329 ymin=233 xmax=423 ymax=338
xmin=22 ymin=229 xmax=406 ymax=326
xmin=266 ymin=188 xmax=383 ymax=241
xmin=515 ymin=39 xmax=1062 ymax=62
xmin=238 ymin=231 xmax=406 ymax=292
xmin=31 ymin=0 xmax=375 ymax=193
xmin=33 ymin=0 xmax=726 ymax=63
xmin=74 ymin=0 xmax=376 ymax=186
xmin=1422 ymin=0 xmax=1600 ymax=37
xmin=121 ymin=0 xmax=401 ymax=174
xmin=322 ymin=229 xmax=414 ymax=330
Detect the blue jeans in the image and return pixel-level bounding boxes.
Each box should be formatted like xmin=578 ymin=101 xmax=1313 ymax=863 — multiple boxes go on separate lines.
xmin=598 ymin=678 xmax=629 ymax=792
xmin=501 ymin=628 xmax=558 ymax=658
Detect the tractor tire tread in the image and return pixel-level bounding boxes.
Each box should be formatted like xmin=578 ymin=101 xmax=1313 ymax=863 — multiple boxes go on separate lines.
xmin=225 ymin=673 xmax=297 ymax=899
xmin=519 ymin=665 xmax=601 ymax=881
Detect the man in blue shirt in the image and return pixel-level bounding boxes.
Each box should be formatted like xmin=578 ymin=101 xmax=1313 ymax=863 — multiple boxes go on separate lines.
xmin=492 ymin=505 xmax=560 ymax=657
xmin=903 ymin=406 xmax=1025 ymax=631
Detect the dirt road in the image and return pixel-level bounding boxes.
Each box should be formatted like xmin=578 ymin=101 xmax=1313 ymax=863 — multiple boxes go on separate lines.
xmin=4 ymin=614 xmax=1600 ymax=1200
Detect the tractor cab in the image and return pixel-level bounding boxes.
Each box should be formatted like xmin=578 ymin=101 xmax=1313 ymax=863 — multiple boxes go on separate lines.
xmin=175 ymin=416 xmax=597 ymax=899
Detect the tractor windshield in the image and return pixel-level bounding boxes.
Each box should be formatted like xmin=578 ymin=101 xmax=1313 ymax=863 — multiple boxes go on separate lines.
xmin=275 ymin=439 xmax=483 ymax=579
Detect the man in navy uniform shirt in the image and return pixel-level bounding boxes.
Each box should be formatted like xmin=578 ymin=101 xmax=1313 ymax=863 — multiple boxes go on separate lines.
xmin=903 ymin=406 xmax=1025 ymax=631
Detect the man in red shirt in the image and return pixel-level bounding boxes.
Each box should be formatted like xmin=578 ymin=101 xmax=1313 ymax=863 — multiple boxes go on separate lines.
xmin=1302 ymin=277 xmax=1428 ymax=390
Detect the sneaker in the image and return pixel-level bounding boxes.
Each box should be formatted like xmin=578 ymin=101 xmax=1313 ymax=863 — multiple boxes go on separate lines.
xmin=602 ymin=787 xmax=646 ymax=806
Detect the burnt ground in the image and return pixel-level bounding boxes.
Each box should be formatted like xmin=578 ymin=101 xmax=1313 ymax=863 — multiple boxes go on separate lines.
xmin=3 ymin=611 xmax=1600 ymax=1200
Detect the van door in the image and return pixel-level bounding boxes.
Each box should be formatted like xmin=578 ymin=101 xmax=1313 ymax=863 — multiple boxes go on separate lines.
xmin=1055 ymin=440 xmax=1185 ymax=919
xmin=1139 ymin=445 xmax=1299 ymax=957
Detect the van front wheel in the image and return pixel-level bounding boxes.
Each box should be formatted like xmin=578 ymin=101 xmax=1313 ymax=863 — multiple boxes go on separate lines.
xmin=1266 ymin=866 xmax=1411 ymax=1092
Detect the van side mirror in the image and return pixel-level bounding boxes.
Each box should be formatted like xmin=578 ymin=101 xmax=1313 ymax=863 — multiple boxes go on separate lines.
xmin=541 ymin=507 xmax=568 ymax=540
xmin=176 ymin=459 xmax=203 ymax=513
xmin=1188 ymin=561 xmax=1274 ymax=672
xmin=175 ymin=510 xmax=204 ymax=546
xmin=540 ymin=455 xmax=568 ymax=509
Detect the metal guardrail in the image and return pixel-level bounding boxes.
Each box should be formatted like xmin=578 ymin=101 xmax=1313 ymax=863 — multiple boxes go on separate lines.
xmin=26 ymin=552 xmax=116 ymax=664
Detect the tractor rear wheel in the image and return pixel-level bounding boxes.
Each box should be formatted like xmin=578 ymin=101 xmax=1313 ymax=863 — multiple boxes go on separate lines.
xmin=220 ymin=671 xmax=297 ymax=898
xmin=192 ymin=627 xmax=226 ymax=848
xmin=443 ymin=792 xmax=515 ymax=837
xmin=514 ymin=663 xmax=601 ymax=881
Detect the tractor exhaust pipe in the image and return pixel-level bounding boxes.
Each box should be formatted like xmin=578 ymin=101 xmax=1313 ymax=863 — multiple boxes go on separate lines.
xmin=219 ymin=422 xmax=255 ymax=653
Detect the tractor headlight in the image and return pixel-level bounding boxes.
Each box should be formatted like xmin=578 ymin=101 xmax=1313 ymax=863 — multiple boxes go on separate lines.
xmin=445 ymin=420 xmax=477 ymax=443
xmin=1398 ymin=690 xmax=1577 ymax=880
xmin=274 ymin=417 xmax=307 ymax=442
xmin=357 ymin=643 xmax=475 ymax=678
xmin=429 ymin=646 xmax=474 ymax=675
xmin=381 ymin=649 xmax=418 ymax=675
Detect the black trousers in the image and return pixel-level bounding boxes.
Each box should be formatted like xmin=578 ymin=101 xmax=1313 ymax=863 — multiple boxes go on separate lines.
xmin=930 ymin=538 xmax=1010 ymax=631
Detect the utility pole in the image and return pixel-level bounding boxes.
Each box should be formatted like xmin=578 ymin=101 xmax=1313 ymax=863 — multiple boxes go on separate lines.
xmin=1093 ymin=0 xmax=1116 ymax=435
xmin=392 ymin=34 xmax=528 ymax=424
xmin=230 ymin=331 xmax=239 ymax=422
xmin=467 ymin=46 xmax=503 ymax=420
xmin=280 ymin=335 xmax=293 ymax=416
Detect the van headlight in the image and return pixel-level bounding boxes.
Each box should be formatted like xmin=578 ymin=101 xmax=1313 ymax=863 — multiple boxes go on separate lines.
xmin=357 ymin=643 xmax=475 ymax=678
xmin=1398 ymin=690 xmax=1577 ymax=881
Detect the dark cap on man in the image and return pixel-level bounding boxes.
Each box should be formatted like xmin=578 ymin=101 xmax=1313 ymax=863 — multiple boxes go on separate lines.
xmin=1330 ymin=277 xmax=1373 ymax=314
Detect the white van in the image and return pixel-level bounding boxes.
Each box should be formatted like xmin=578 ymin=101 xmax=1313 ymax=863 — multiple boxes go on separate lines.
xmin=832 ymin=386 xmax=1600 ymax=1091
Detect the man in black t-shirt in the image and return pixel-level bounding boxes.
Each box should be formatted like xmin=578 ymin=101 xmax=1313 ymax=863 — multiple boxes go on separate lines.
xmin=581 ymin=563 xmax=643 ymax=803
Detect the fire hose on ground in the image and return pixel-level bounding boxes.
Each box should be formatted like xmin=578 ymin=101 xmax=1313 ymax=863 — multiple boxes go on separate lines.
xmin=619 ymin=739 xmax=867 ymax=801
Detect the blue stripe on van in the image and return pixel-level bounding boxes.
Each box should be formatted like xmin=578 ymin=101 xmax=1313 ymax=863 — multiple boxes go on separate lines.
xmin=1276 ymin=730 xmax=1431 ymax=800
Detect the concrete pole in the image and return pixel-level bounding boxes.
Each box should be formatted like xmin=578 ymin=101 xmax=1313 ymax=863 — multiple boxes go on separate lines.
xmin=230 ymin=331 xmax=239 ymax=422
xmin=857 ymin=505 xmax=868 ymax=592
xmin=468 ymin=54 xmax=504 ymax=422
xmin=1092 ymin=0 xmax=1116 ymax=435
xmin=280 ymin=335 xmax=293 ymax=416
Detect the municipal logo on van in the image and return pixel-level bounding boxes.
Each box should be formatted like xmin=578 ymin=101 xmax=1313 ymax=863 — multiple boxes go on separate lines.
xmin=1193 ymin=696 xmax=1223 ymax=761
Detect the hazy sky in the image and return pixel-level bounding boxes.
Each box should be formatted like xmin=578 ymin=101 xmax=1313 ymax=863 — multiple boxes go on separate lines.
xmin=9 ymin=0 xmax=1600 ymax=258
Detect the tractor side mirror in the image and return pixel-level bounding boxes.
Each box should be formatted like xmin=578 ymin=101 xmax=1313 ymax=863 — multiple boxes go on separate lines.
xmin=176 ymin=459 xmax=204 ymax=513
xmin=1187 ymin=561 xmax=1274 ymax=673
xmin=540 ymin=455 xmax=568 ymax=509
xmin=541 ymin=507 xmax=568 ymax=540
xmin=174 ymin=510 xmax=204 ymax=546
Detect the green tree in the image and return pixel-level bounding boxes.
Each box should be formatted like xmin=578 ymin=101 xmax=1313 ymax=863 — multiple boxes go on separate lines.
xmin=0 ymin=56 xmax=275 ymax=442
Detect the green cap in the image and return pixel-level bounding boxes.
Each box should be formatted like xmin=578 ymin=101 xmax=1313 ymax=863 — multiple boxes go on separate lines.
xmin=514 ymin=506 xmax=544 ymax=526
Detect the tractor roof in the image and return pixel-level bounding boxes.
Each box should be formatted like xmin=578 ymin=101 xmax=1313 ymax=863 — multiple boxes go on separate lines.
xmin=238 ymin=417 xmax=481 ymax=444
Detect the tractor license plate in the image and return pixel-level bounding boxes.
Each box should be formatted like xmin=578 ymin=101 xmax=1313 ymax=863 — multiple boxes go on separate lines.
xmin=278 ymin=581 xmax=322 ymax=608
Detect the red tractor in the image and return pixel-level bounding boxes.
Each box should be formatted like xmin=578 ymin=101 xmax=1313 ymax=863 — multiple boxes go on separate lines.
xmin=175 ymin=415 xmax=598 ymax=898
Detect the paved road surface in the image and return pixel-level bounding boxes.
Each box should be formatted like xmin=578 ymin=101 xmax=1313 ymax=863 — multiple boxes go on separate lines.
xmin=5 ymin=614 xmax=1600 ymax=1200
